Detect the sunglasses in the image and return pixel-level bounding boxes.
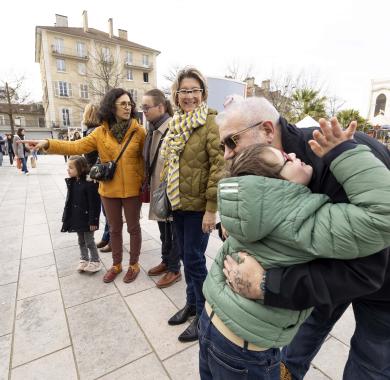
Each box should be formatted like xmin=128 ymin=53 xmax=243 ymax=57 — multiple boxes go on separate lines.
xmin=219 ymin=121 xmax=263 ymax=151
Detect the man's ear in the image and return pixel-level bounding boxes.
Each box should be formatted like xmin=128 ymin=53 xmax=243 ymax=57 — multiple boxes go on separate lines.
xmin=260 ymin=121 xmax=275 ymax=144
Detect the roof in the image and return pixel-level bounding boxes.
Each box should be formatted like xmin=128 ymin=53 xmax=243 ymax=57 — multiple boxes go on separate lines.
xmin=36 ymin=26 xmax=160 ymax=54
xmin=296 ymin=115 xmax=320 ymax=129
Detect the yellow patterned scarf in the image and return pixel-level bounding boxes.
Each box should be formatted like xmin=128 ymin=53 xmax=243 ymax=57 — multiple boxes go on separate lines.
xmin=160 ymin=102 xmax=208 ymax=210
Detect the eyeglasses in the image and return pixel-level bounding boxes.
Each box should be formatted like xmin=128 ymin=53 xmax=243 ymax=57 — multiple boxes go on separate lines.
xmin=219 ymin=121 xmax=263 ymax=151
xmin=115 ymin=101 xmax=132 ymax=109
xmin=277 ymin=151 xmax=293 ymax=174
xmin=141 ymin=104 xmax=159 ymax=112
xmin=176 ymin=88 xmax=203 ymax=97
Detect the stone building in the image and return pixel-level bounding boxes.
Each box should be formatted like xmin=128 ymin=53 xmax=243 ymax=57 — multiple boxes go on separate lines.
xmin=35 ymin=12 xmax=160 ymax=131
xmin=368 ymin=79 xmax=390 ymax=126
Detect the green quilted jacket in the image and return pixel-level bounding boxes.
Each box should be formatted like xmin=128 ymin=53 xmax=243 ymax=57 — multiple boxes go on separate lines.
xmin=203 ymin=145 xmax=390 ymax=348
xmin=178 ymin=109 xmax=225 ymax=212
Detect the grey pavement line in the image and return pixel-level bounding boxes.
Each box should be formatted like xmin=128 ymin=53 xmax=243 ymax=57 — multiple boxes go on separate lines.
xmin=328 ymin=333 xmax=351 ymax=348
xmin=0 ymin=281 xmax=18 ymax=287
xmin=16 ymin=288 xmax=59 ymax=302
xmin=311 ymin=364 xmax=333 ymax=379
xmin=39 ymin=173 xmax=82 ymax=380
xmin=63 ymin=289 xmax=118 ymax=310
xmin=161 ymin=341 xmax=199 ymax=363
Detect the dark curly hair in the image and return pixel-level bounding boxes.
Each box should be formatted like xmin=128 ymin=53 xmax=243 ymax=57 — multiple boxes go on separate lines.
xmin=68 ymin=155 xmax=89 ymax=178
xmin=98 ymin=88 xmax=137 ymax=125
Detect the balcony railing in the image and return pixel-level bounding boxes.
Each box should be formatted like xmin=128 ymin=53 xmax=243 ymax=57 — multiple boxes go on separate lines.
xmin=51 ymin=45 xmax=89 ymax=60
xmin=124 ymin=60 xmax=153 ymax=71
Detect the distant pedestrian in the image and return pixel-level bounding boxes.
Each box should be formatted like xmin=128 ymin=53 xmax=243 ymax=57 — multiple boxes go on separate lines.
xmin=0 ymin=134 xmax=5 ymax=166
xmin=6 ymin=134 xmax=15 ymax=165
xmin=13 ymin=128 xmax=30 ymax=175
xmin=62 ymin=155 xmax=102 ymax=273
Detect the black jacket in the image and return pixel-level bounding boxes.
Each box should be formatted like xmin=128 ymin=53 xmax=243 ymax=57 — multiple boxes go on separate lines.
xmin=83 ymin=126 xmax=99 ymax=169
xmin=61 ymin=177 xmax=101 ymax=233
xmin=264 ymin=117 xmax=390 ymax=310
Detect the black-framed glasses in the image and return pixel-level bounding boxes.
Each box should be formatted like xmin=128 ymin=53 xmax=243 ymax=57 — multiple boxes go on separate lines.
xmin=176 ymin=88 xmax=203 ymax=97
xmin=141 ymin=104 xmax=159 ymax=112
xmin=115 ymin=101 xmax=132 ymax=109
xmin=219 ymin=121 xmax=263 ymax=151
xmin=277 ymin=151 xmax=293 ymax=175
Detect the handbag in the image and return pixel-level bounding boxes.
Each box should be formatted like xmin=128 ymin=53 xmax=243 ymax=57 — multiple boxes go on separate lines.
xmin=140 ymin=129 xmax=168 ymax=203
xmin=151 ymin=181 xmax=171 ymax=219
xmin=90 ymin=130 xmax=136 ymax=181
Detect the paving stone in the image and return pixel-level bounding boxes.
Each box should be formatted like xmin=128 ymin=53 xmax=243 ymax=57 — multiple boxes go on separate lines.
xmin=60 ymin=271 xmax=116 ymax=308
xmin=24 ymin=211 xmax=47 ymax=226
xmin=164 ymin=344 xmax=200 ymax=380
xmin=312 ymin=337 xmax=349 ymax=380
xmin=17 ymin=265 xmax=59 ymax=300
xmin=67 ymin=294 xmax=151 ymax=380
xmin=329 ymin=305 xmax=355 ymax=346
xmin=161 ymin=274 xmax=187 ymax=309
xmin=23 ymin=223 xmax=50 ymax=238
xmin=0 ymin=260 xmax=20 ymax=286
xmin=140 ymin=239 xmax=161 ymax=253
xmin=20 ymin=254 xmax=55 ymax=271
xmin=307 ymin=366 xmax=331 ymax=379
xmin=22 ymin=233 xmax=53 ymax=258
xmin=0 ymin=283 xmax=17 ymax=336
xmin=138 ymin=248 xmax=162 ymax=273
xmin=205 ymin=235 xmax=223 ymax=260
xmin=11 ymin=347 xmax=77 ymax=380
xmin=54 ymin=246 xmax=82 ymax=278
xmin=126 ymin=287 xmax=192 ymax=360
xmin=50 ymin=232 xmax=79 ymax=250
xmin=0 ymin=334 xmax=11 ymax=380
xmin=112 ymin=266 xmax=156 ymax=297
xmin=99 ymin=353 xmax=169 ymax=380
xmin=13 ymin=291 xmax=70 ymax=367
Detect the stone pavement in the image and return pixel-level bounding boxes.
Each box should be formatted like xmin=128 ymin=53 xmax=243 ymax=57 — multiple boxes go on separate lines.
xmin=0 ymin=155 xmax=355 ymax=380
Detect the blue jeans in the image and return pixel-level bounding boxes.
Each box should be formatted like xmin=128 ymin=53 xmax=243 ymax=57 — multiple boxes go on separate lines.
xmin=281 ymin=301 xmax=390 ymax=379
xmin=199 ymin=309 xmax=281 ymax=380
xmin=172 ymin=210 xmax=209 ymax=315
xmin=158 ymin=221 xmax=181 ymax=273
xmin=21 ymin=157 xmax=28 ymax=173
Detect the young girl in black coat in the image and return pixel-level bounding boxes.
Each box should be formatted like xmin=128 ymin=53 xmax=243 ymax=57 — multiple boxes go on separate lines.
xmin=62 ymin=155 xmax=102 ymax=273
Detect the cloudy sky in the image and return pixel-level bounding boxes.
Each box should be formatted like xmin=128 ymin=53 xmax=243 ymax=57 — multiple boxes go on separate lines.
xmin=1 ymin=0 xmax=388 ymax=116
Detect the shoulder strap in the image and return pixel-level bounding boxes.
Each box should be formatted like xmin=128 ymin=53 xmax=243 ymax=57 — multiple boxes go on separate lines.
xmin=114 ymin=130 xmax=136 ymax=164
xmin=149 ymin=129 xmax=168 ymax=174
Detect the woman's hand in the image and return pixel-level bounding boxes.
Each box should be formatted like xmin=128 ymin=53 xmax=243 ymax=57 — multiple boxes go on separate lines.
xmin=20 ymin=140 xmax=49 ymax=151
xmin=308 ymin=117 xmax=357 ymax=158
xmin=223 ymin=253 xmax=264 ymax=300
xmin=202 ymin=210 xmax=216 ymax=233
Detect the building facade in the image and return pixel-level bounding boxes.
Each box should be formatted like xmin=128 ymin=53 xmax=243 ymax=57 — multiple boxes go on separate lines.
xmin=35 ymin=12 xmax=160 ymax=131
xmin=368 ymin=79 xmax=390 ymax=126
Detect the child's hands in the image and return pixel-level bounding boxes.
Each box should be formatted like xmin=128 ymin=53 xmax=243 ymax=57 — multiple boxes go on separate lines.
xmin=308 ymin=117 xmax=357 ymax=158
xmin=90 ymin=225 xmax=98 ymax=231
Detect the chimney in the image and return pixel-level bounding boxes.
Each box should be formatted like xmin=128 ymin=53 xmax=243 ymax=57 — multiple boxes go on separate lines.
xmin=55 ymin=14 xmax=68 ymax=27
xmin=82 ymin=10 xmax=88 ymax=32
xmin=261 ymin=80 xmax=270 ymax=91
xmin=118 ymin=29 xmax=128 ymax=40
xmin=108 ymin=18 xmax=113 ymax=38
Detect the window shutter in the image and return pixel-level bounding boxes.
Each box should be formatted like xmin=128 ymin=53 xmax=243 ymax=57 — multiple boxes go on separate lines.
xmin=68 ymin=83 xmax=73 ymax=97
xmin=54 ymin=81 xmax=59 ymax=96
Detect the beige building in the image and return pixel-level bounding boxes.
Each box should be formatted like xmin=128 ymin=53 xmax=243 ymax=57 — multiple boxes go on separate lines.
xmin=35 ymin=12 xmax=160 ymax=131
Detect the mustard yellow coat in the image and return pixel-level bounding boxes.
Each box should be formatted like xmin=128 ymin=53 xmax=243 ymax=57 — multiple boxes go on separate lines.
xmin=47 ymin=119 xmax=145 ymax=198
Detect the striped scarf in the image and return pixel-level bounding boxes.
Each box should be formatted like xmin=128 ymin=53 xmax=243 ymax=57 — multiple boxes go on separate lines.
xmin=160 ymin=102 xmax=208 ymax=210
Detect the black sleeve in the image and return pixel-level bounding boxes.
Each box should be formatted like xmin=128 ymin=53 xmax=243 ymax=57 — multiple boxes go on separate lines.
xmin=87 ymin=182 xmax=101 ymax=226
xmin=264 ymin=249 xmax=389 ymax=310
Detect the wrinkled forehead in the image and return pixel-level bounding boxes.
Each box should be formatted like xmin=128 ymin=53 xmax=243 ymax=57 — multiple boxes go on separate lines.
xmin=218 ymin=114 xmax=247 ymax=139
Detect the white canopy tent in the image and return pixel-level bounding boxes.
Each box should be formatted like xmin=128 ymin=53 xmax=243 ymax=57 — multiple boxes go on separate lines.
xmin=296 ymin=115 xmax=320 ymax=129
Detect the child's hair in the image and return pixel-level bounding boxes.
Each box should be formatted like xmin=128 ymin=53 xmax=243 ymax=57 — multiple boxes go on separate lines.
xmin=229 ymin=144 xmax=283 ymax=179
xmin=68 ymin=155 xmax=89 ymax=178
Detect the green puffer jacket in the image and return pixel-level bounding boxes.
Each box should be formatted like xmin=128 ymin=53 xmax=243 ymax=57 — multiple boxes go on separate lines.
xmin=203 ymin=145 xmax=390 ymax=348
xmin=178 ymin=109 xmax=225 ymax=212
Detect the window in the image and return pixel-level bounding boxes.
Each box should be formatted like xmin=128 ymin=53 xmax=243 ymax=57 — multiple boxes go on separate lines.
xmin=126 ymin=69 xmax=133 ymax=81
xmin=78 ymin=63 xmax=86 ymax=75
xmin=76 ymin=42 xmax=86 ymax=58
xmin=374 ymin=94 xmax=387 ymax=117
xmin=143 ymin=72 xmax=149 ymax=83
xmin=102 ymin=47 xmax=110 ymax=62
xmin=126 ymin=51 xmax=133 ymax=65
xmin=62 ymin=108 xmax=71 ymax=126
xmin=142 ymin=54 xmax=149 ymax=67
xmin=129 ymin=89 xmax=137 ymax=103
xmin=54 ymin=81 xmax=72 ymax=97
xmin=0 ymin=115 xmax=5 ymax=125
xmin=15 ymin=116 xmax=25 ymax=127
xmin=80 ymin=84 xmax=89 ymax=99
xmin=56 ymin=59 xmax=66 ymax=72
xmin=54 ymin=38 xmax=64 ymax=53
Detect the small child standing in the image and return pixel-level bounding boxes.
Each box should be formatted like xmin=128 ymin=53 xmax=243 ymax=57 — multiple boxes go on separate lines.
xmin=62 ymin=155 xmax=102 ymax=273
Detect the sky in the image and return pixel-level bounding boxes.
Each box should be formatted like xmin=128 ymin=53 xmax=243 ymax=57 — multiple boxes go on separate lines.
xmin=1 ymin=0 xmax=389 ymax=116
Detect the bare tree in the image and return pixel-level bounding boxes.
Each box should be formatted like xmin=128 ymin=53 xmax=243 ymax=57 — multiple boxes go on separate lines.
xmin=161 ymin=64 xmax=183 ymax=96
xmin=86 ymin=43 xmax=123 ymax=99
xmin=225 ymin=59 xmax=254 ymax=81
xmin=0 ymin=75 xmax=30 ymax=135
xmin=327 ymin=95 xmax=346 ymax=117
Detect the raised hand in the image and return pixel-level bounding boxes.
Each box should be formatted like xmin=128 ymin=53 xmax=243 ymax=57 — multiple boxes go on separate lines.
xmin=308 ymin=117 xmax=357 ymax=158
xmin=20 ymin=139 xmax=49 ymax=151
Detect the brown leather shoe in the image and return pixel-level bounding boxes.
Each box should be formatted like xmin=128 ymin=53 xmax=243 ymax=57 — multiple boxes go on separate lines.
xmin=103 ymin=265 xmax=122 ymax=283
xmin=156 ymin=271 xmax=182 ymax=289
xmin=147 ymin=262 xmax=167 ymax=276
xmin=100 ymin=244 xmax=112 ymax=253
xmin=96 ymin=240 xmax=109 ymax=249
xmin=123 ymin=264 xmax=140 ymax=283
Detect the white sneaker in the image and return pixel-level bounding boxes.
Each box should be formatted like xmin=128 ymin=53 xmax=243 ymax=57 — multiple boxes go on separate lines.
xmin=84 ymin=261 xmax=102 ymax=273
xmin=77 ymin=260 xmax=89 ymax=272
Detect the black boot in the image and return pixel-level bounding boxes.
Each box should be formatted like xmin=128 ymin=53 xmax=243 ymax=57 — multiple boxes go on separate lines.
xmin=178 ymin=316 xmax=199 ymax=342
xmin=168 ymin=304 xmax=196 ymax=325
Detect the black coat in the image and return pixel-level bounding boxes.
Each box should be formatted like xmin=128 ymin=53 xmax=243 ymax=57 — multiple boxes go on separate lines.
xmin=61 ymin=177 xmax=101 ymax=233
xmin=265 ymin=117 xmax=390 ymax=309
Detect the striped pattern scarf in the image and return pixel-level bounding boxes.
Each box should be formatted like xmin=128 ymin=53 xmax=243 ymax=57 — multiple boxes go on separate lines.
xmin=160 ymin=102 xmax=208 ymax=210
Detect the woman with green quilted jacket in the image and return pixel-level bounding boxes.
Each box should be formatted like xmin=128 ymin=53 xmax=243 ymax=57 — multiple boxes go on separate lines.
xmin=200 ymin=120 xmax=390 ymax=379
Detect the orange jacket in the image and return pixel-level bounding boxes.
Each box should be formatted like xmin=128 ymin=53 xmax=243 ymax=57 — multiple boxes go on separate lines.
xmin=47 ymin=119 xmax=145 ymax=198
